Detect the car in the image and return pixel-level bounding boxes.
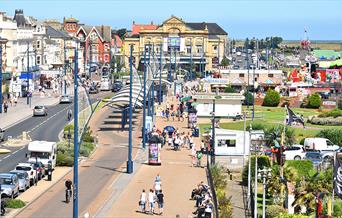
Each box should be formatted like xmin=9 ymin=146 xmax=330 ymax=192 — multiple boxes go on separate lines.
xmin=9 ymin=170 xmax=30 ymax=191
xmin=60 ymin=95 xmax=72 ymax=104
xmin=233 ymin=65 xmax=240 ymax=70
xmin=0 ymin=173 xmax=19 ymax=198
xmin=284 ymin=144 xmax=306 ymax=160
xmin=33 ymin=105 xmax=48 ymax=116
xmin=15 ymin=163 xmax=37 ymax=186
xmin=304 ymin=152 xmax=323 ymax=168
xmin=111 ymin=82 xmax=123 ymax=92
xmin=27 ymin=161 xmax=46 ymax=180
xmin=89 ymin=85 xmax=99 ymax=94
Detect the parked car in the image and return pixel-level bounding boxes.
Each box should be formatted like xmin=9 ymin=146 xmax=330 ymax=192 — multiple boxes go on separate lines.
xmin=15 ymin=163 xmax=37 ymax=186
xmin=27 ymin=161 xmax=46 ymax=180
xmin=233 ymin=65 xmax=240 ymax=70
xmin=33 ymin=105 xmax=48 ymax=116
xmin=9 ymin=170 xmax=30 ymax=191
xmin=304 ymin=152 xmax=323 ymax=168
xmin=284 ymin=144 xmax=306 ymax=160
xmin=0 ymin=173 xmax=19 ymax=198
xmin=111 ymin=82 xmax=123 ymax=92
xmin=89 ymin=85 xmax=99 ymax=94
xmin=60 ymin=95 xmax=72 ymax=104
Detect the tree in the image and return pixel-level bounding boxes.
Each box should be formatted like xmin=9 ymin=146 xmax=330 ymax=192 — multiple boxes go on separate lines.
xmin=244 ymin=38 xmax=249 ymax=49
xmin=224 ymin=86 xmax=236 ymax=93
xmin=116 ymin=28 xmax=127 ymax=39
xmin=243 ymin=92 xmax=253 ymax=106
xmin=307 ymin=93 xmax=322 ymax=109
xmin=263 ymin=89 xmax=280 ymax=107
xmin=264 ymin=125 xmax=295 ymax=147
xmin=220 ymin=56 xmax=230 ymax=66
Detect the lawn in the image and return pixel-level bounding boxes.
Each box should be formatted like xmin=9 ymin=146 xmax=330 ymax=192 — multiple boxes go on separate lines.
xmin=199 ymin=106 xmax=342 ymax=144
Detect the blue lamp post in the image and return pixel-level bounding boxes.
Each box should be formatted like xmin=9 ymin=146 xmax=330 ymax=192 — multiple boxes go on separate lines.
xmin=190 ymin=42 xmax=192 ymax=81
xmin=0 ymin=37 xmax=8 ymax=114
xmin=158 ymin=44 xmax=162 ymax=105
xmin=26 ymin=42 xmax=30 ymax=105
xmin=127 ymin=44 xmax=134 ymax=174
xmin=73 ymin=43 xmax=79 ymax=218
xmin=142 ymin=45 xmax=147 ymax=149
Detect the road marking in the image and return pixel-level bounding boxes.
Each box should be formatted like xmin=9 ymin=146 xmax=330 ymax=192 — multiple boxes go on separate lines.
xmin=3 ymin=155 xmax=11 ymax=159
xmin=12 ymin=150 xmax=19 ymax=154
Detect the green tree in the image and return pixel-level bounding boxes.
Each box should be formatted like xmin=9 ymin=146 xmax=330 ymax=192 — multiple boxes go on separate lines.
xmin=116 ymin=28 xmax=127 ymax=39
xmin=243 ymin=92 xmax=253 ymax=106
xmin=264 ymin=125 xmax=295 ymax=147
xmin=220 ymin=56 xmax=230 ymax=66
xmin=263 ymin=89 xmax=280 ymax=107
xmin=307 ymin=93 xmax=322 ymax=109
xmin=316 ymin=129 xmax=342 ymax=145
xmin=224 ymin=86 xmax=236 ymax=93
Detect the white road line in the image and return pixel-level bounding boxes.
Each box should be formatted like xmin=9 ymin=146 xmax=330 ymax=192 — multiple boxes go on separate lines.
xmin=3 ymin=155 xmax=11 ymax=159
xmin=12 ymin=150 xmax=19 ymax=154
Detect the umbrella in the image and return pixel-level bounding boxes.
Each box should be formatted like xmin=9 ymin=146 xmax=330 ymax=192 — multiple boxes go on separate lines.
xmin=330 ymin=59 xmax=342 ymax=67
xmin=164 ymin=126 xmax=175 ymax=133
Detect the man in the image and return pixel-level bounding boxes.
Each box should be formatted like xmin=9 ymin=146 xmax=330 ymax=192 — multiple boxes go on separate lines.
xmin=148 ymin=189 xmax=155 ymax=214
xmin=157 ymin=190 xmax=164 ymax=215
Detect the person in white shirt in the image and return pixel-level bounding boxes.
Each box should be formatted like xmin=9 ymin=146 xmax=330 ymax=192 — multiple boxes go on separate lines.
xmin=140 ymin=189 xmax=146 ymax=212
xmin=148 ymin=189 xmax=155 ymax=214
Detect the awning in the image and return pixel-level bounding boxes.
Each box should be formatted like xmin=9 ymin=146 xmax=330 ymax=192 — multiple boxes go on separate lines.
xmin=181 ymin=96 xmax=192 ymax=102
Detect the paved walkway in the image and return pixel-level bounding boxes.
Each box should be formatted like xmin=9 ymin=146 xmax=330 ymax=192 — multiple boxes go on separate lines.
xmin=98 ymin=96 xmax=208 ymax=218
xmin=0 ymin=90 xmax=61 ymax=129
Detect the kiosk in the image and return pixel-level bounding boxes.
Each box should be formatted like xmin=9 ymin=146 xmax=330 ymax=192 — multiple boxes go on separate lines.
xmin=148 ymin=135 xmax=163 ymax=165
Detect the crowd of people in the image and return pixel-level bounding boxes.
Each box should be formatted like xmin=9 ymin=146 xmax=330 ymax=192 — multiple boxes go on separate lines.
xmin=139 ymin=174 xmax=164 ymax=215
xmin=190 ymin=181 xmax=214 ymax=218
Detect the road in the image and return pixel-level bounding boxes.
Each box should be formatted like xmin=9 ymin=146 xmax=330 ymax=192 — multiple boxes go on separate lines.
xmin=16 ymin=106 xmax=130 ymax=218
xmin=0 ymin=91 xmax=111 ymax=173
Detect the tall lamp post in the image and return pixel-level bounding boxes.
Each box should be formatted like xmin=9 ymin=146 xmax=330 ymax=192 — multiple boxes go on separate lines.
xmin=142 ymin=45 xmax=148 ymax=149
xmin=0 ymin=37 xmax=8 ymax=114
xmin=158 ymin=44 xmax=162 ymax=105
xmin=258 ymin=167 xmax=272 ymax=218
xmin=27 ymin=42 xmax=30 ymax=105
xmin=127 ymin=44 xmax=134 ymax=174
xmin=73 ymin=42 xmax=79 ymax=218
xmin=210 ymin=98 xmax=216 ymax=165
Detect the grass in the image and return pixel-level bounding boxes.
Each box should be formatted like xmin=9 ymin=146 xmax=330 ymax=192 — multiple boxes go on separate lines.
xmin=5 ymin=199 xmax=26 ymax=208
xmin=199 ymin=105 xmax=342 ymax=144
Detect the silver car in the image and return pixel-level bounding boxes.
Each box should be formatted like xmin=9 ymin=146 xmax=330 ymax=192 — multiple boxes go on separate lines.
xmin=33 ymin=105 xmax=48 ymax=116
xmin=10 ymin=170 xmax=30 ymax=191
xmin=60 ymin=95 xmax=72 ymax=104
xmin=0 ymin=173 xmax=19 ymax=198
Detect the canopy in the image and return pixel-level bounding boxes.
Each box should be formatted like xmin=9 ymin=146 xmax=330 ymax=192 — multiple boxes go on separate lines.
xmin=181 ymin=96 xmax=192 ymax=102
xmin=164 ymin=126 xmax=175 ymax=133
xmin=330 ymin=59 xmax=342 ymax=67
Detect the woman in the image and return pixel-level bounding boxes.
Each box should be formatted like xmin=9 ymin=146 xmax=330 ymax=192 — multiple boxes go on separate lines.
xmin=191 ymin=146 xmax=197 ymax=167
xmin=139 ymin=189 xmax=146 ymax=213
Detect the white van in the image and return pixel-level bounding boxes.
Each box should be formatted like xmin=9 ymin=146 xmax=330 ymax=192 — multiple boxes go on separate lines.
xmin=27 ymin=141 xmax=57 ymax=169
xmin=304 ymin=138 xmax=339 ymax=152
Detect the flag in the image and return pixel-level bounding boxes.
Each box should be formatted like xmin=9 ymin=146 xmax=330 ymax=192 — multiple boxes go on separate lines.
xmin=334 ymin=154 xmax=342 ymax=199
xmin=287 ymin=106 xmax=304 ymax=126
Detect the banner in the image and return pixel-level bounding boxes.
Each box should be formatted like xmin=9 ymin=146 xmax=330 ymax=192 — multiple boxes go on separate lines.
xmin=334 ymin=153 xmax=342 ymax=199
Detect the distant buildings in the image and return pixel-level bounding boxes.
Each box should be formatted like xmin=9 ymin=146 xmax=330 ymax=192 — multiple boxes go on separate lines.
xmin=123 ymin=15 xmax=228 ymax=71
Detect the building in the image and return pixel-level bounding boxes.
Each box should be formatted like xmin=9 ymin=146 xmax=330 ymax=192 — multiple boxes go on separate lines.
xmin=123 ymin=15 xmax=228 ymax=71
xmin=76 ymin=25 xmax=112 ymax=65
xmin=63 ymin=17 xmax=79 ymax=36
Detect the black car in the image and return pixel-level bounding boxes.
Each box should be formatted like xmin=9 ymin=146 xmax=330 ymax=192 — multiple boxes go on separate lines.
xmin=89 ymin=85 xmax=99 ymax=94
xmin=111 ymin=82 xmax=123 ymax=92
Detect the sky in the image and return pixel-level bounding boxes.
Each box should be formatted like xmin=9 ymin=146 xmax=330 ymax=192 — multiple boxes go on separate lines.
xmin=1 ymin=0 xmax=342 ymax=40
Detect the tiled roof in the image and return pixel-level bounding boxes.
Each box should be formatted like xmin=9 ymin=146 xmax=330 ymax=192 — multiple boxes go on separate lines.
xmin=186 ymin=22 xmax=227 ymax=35
xmin=78 ymin=25 xmax=111 ymax=42
xmin=46 ymin=26 xmax=72 ymax=39
xmin=132 ymin=24 xmax=157 ymax=35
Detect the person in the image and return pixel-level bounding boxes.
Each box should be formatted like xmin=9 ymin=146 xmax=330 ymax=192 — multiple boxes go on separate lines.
xmin=67 ymin=109 xmax=72 ymax=121
xmin=157 ymin=190 xmax=164 ymax=215
xmin=3 ymin=101 xmax=8 ymax=113
xmin=189 ymin=135 xmax=194 ymax=149
xmin=65 ymin=179 xmax=72 ymax=203
xmin=139 ymin=189 xmax=146 ymax=213
xmin=196 ymin=151 xmax=203 ymax=167
xmin=200 ymin=140 xmax=205 ymax=154
xmin=191 ymin=145 xmax=197 ymax=167
xmin=155 ymin=174 xmax=161 ymax=183
xmin=165 ymin=108 xmax=170 ymax=121
xmin=148 ymin=189 xmax=155 ymax=214
xmin=13 ymin=95 xmax=17 ymax=106
xmin=154 ymin=178 xmax=162 ymax=194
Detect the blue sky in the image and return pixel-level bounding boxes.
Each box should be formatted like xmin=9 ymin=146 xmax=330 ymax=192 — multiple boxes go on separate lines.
xmin=1 ymin=0 xmax=342 ymax=40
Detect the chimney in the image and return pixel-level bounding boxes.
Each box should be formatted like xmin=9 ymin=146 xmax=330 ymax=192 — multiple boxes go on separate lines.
xmin=133 ymin=20 xmax=135 ymax=25
xmin=151 ymin=21 xmax=153 ymax=25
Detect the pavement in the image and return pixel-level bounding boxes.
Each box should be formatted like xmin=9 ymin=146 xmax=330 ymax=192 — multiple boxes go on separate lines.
xmin=96 ymin=96 xmax=208 ymax=218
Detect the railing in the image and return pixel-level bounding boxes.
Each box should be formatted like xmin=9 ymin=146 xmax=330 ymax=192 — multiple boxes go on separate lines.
xmin=206 ymin=166 xmax=219 ymax=218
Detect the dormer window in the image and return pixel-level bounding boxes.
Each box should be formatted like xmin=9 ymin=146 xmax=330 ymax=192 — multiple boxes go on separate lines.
xmin=90 ymin=32 xmax=98 ymax=41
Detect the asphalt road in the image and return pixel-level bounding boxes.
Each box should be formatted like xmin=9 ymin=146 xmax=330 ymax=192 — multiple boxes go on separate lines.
xmin=0 ymin=91 xmax=111 ymax=173
xmin=16 ymin=106 xmax=130 ymax=218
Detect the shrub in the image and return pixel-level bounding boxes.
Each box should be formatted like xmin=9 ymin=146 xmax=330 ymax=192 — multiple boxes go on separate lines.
xmin=318 ymin=109 xmax=342 ymax=118
xmin=242 ymin=155 xmax=271 ymax=185
xmin=224 ymin=86 xmax=236 ymax=93
xmin=263 ymin=89 xmax=280 ymax=107
xmin=5 ymin=199 xmax=26 ymax=208
xmin=307 ymin=93 xmax=322 ymax=109
xmin=275 ymin=213 xmax=311 ymax=218
xmin=266 ymin=205 xmax=286 ymax=218
xmin=338 ymin=100 xmax=342 ymax=110
xmin=316 ymin=129 xmax=342 ymax=146
xmin=284 ymin=160 xmax=313 ymax=178
xmin=243 ymin=92 xmax=253 ymax=106
xmin=56 ymin=152 xmax=74 ymax=167
xmin=309 ymin=116 xmax=342 ymax=126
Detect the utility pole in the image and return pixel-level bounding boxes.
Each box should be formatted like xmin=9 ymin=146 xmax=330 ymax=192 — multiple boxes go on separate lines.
xmin=246 ymin=45 xmax=250 ymax=109
xmin=89 ymin=40 xmax=92 ymax=79
xmin=0 ymin=38 xmax=7 ymax=114
xmin=252 ymin=39 xmax=257 ymax=121
xmin=27 ymin=42 xmax=30 ymax=105
xmin=211 ymin=99 xmax=216 ymax=165
xmin=254 ymin=144 xmax=258 ymax=218
xmin=63 ymin=39 xmax=67 ymax=95
xmin=142 ymin=45 xmax=147 ymax=149
xmin=127 ymin=44 xmax=134 ymax=174
xmin=73 ymin=43 xmax=79 ymax=218
xmin=159 ymin=44 xmax=162 ymax=105
xmin=190 ymin=41 xmax=192 ymax=81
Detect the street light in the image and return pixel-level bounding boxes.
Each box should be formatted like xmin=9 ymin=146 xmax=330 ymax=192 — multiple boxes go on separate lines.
xmin=258 ymin=167 xmax=272 ymax=218
xmin=127 ymin=44 xmax=134 ymax=174
xmin=0 ymin=37 xmax=8 ymax=114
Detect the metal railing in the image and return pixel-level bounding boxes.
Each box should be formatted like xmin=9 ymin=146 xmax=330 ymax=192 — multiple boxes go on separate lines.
xmin=206 ymin=166 xmax=219 ymax=218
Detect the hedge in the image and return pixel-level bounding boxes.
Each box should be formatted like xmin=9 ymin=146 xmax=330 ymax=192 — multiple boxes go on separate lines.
xmin=284 ymin=160 xmax=313 ymax=178
xmin=266 ymin=205 xmax=286 ymax=218
xmin=4 ymin=199 xmax=26 ymax=208
xmin=318 ymin=109 xmax=342 ymax=118
xmin=263 ymin=89 xmax=280 ymax=107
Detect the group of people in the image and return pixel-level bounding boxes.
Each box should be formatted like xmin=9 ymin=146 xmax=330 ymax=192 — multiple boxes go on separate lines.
xmin=167 ymin=128 xmax=194 ymax=151
xmin=2 ymin=93 xmax=19 ymax=113
xmin=190 ymin=181 xmax=213 ymax=218
xmin=161 ymin=101 xmax=186 ymax=122
xmin=139 ymin=174 xmax=164 ymax=215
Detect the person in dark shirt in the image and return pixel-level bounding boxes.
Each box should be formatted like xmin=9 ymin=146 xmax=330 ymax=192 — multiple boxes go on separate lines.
xmin=157 ymin=189 xmax=164 ymax=215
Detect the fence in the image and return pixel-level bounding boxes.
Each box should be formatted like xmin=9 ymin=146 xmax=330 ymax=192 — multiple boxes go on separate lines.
xmin=206 ymin=166 xmax=219 ymax=218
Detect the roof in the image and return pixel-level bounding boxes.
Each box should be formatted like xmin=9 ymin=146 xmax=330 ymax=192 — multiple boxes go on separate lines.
xmin=132 ymin=24 xmax=157 ymax=35
xmin=64 ymin=17 xmax=79 ymax=23
xmin=78 ymin=25 xmax=111 ymax=42
xmin=186 ymin=22 xmax=227 ymax=35
xmin=112 ymin=35 xmax=122 ymax=47
xmin=13 ymin=9 xmax=33 ymax=28
xmin=46 ymin=26 xmax=72 ymax=39
xmin=312 ymin=49 xmax=342 ymax=60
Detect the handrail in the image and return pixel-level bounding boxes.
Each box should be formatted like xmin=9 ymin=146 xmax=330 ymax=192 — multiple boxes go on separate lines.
xmin=207 ymin=166 xmax=219 ymax=218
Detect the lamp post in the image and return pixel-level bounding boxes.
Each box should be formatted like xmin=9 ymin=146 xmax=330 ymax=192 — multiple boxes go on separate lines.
xmin=0 ymin=37 xmax=8 ymax=114
xmin=211 ymin=99 xmax=216 ymax=165
xmin=27 ymin=42 xmax=30 ymax=105
xmin=73 ymin=43 xmax=79 ymax=218
xmin=247 ymin=124 xmax=252 ymax=211
xmin=159 ymin=44 xmax=162 ymax=105
xmin=190 ymin=42 xmax=192 ymax=81
xmin=63 ymin=39 xmax=67 ymax=95
xmin=142 ymin=45 xmax=148 ymax=149
xmin=258 ymin=167 xmax=272 ymax=218
xmin=127 ymin=44 xmax=134 ymax=174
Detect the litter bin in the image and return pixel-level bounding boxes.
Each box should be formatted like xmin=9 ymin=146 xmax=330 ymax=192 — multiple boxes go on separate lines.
xmin=148 ymin=135 xmax=163 ymax=165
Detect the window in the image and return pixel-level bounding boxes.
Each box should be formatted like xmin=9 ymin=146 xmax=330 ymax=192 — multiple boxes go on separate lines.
xmin=239 ymin=73 xmax=244 ymax=78
xmin=36 ymin=55 xmax=41 ymax=65
xmin=186 ymin=46 xmax=192 ymax=54
xmin=37 ymin=40 xmax=41 ymax=49
xmin=218 ymin=139 xmax=236 ymax=147
xmin=213 ymin=45 xmax=218 ymax=52
xmin=196 ymin=45 xmax=203 ymax=54
xmin=269 ymin=74 xmax=274 ymax=78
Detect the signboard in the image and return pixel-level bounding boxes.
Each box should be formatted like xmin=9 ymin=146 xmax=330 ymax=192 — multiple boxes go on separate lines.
xmin=203 ymin=78 xmax=229 ymax=84
xmin=188 ymin=113 xmax=197 ymax=124
xmin=40 ymin=70 xmax=62 ymax=76
xmin=322 ymin=101 xmax=337 ymax=106
xmin=145 ymin=116 xmax=153 ymax=133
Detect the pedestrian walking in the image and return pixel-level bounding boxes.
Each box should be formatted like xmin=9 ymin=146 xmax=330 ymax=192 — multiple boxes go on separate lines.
xmin=13 ymin=95 xmax=17 ymax=106
xmin=3 ymin=101 xmax=8 ymax=113
xmin=196 ymin=151 xmax=203 ymax=167
xmin=148 ymin=189 xmax=155 ymax=214
xmin=191 ymin=146 xmax=197 ymax=167
xmin=157 ymin=190 xmax=164 ymax=215
xmin=154 ymin=178 xmax=162 ymax=194
xmin=165 ymin=108 xmax=170 ymax=121
xmin=139 ymin=189 xmax=146 ymax=213
xmin=189 ymin=135 xmax=194 ymax=149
